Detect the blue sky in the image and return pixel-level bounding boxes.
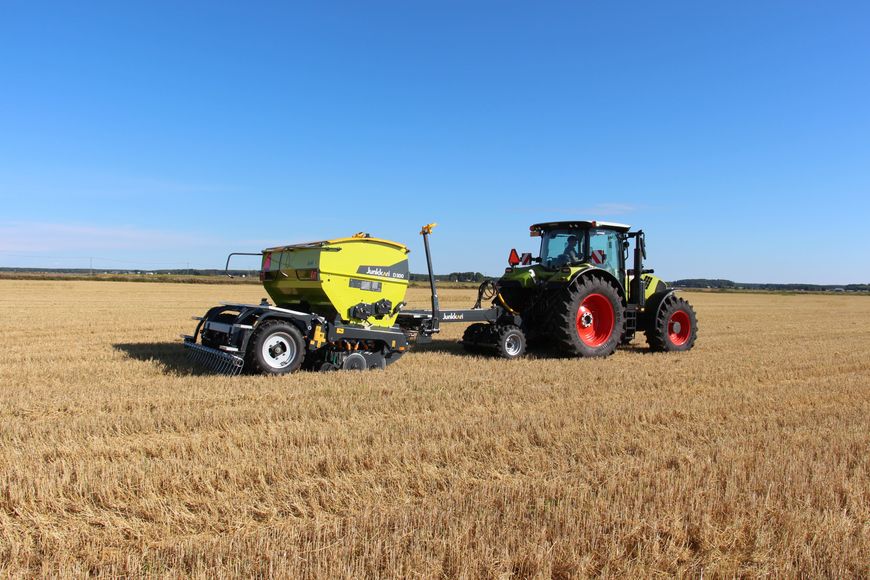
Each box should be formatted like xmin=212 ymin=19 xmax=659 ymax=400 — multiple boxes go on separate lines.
xmin=1 ymin=1 xmax=868 ymax=283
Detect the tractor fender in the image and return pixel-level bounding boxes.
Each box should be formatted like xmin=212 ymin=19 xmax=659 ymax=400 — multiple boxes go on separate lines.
xmin=570 ymin=267 xmax=627 ymax=302
xmin=641 ymin=288 xmax=678 ymax=330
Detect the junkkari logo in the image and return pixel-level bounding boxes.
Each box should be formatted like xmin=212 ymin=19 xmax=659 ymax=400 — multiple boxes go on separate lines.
xmin=363 ymin=267 xmax=406 ymax=279
xmin=442 ymin=312 xmax=464 ymax=321
xmin=357 ymin=261 xmax=409 ymax=280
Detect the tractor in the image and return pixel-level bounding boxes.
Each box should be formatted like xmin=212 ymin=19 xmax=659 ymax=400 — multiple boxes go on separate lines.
xmin=182 ymin=221 xmax=696 ymax=375
xmin=447 ymin=220 xmax=698 ymax=358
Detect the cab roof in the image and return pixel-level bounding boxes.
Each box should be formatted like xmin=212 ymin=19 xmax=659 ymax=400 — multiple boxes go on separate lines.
xmin=530 ymin=220 xmax=632 ymax=233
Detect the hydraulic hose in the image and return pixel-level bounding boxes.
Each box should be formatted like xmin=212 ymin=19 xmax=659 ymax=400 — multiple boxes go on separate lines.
xmin=497 ymin=292 xmax=518 ymax=315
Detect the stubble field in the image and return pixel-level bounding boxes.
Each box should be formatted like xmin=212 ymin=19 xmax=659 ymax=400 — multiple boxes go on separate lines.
xmin=0 ymin=280 xmax=867 ymax=577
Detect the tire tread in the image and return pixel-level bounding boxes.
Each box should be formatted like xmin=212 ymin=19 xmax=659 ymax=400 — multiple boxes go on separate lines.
xmin=551 ymin=276 xmax=625 ymax=358
xmin=646 ymin=294 xmax=698 ymax=352
xmin=247 ymin=319 xmax=306 ymax=375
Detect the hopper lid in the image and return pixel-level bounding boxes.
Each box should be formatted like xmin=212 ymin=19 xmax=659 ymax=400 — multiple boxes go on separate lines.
xmin=264 ymin=236 xmax=409 ymax=253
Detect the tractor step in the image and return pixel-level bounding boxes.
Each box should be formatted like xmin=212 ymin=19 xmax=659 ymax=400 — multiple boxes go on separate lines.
xmin=625 ymin=308 xmax=637 ymax=333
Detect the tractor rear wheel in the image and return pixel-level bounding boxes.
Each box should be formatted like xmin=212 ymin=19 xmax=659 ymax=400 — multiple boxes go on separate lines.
xmin=247 ymin=320 xmax=306 ymax=375
xmin=553 ymin=277 xmax=624 ymax=358
xmin=646 ymin=294 xmax=697 ymax=352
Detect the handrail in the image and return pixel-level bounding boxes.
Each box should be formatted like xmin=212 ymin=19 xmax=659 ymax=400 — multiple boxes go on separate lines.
xmin=224 ymin=252 xmax=263 ymax=278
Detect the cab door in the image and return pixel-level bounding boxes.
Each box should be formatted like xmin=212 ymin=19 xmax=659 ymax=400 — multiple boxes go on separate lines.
xmin=588 ymin=229 xmax=621 ymax=281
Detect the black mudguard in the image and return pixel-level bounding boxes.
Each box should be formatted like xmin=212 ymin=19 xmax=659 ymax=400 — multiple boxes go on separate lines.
xmin=640 ymin=288 xmax=677 ymax=332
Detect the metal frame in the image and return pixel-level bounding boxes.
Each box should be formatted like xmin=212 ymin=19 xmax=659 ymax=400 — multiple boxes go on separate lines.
xmin=183 ymin=299 xmax=412 ymax=375
xmin=223 ymin=252 xmax=263 ymax=278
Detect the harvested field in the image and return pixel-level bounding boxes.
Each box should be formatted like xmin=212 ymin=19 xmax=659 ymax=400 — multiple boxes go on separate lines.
xmin=0 ymin=280 xmax=868 ymax=577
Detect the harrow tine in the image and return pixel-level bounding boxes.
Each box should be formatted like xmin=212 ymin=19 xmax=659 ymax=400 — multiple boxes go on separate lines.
xmin=183 ymin=341 xmax=245 ymax=376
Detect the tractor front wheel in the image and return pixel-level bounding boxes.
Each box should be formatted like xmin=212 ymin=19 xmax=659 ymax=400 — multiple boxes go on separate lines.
xmin=247 ymin=320 xmax=306 ymax=375
xmin=553 ymin=277 xmax=625 ymax=358
xmin=646 ymin=294 xmax=698 ymax=352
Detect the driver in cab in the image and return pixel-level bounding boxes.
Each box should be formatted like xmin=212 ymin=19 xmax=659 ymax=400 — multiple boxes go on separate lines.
xmin=555 ymin=235 xmax=581 ymax=266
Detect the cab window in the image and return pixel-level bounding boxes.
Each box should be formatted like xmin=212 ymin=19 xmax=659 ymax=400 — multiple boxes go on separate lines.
xmin=588 ymin=229 xmax=620 ymax=278
xmin=541 ymin=229 xmax=586 ymax=268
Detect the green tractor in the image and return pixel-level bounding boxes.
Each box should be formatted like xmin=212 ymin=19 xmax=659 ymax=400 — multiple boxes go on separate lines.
xmin=449 ymin=220 xmax=698 ymax=358
xmin=182 ymin=221 xmax=696 ymax=375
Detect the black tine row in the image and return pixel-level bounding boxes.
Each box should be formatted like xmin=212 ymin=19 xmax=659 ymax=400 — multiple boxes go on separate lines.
xmin=183 ymin=343 xmax=244 ymax=376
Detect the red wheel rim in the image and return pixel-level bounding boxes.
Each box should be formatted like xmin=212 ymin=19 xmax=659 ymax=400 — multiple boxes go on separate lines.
xmin=575 ymin=293 xmax=615 ymax=347
xmin=668 ymin=310 xmax=691 ymax=346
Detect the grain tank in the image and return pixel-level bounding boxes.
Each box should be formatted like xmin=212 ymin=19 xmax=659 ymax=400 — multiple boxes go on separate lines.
xmin=260 ymin=235 xmax=410 ymax=327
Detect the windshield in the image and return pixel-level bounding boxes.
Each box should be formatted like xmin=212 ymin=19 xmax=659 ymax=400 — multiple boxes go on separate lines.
xmin=540 ymin=229 xmax=586 ymax=268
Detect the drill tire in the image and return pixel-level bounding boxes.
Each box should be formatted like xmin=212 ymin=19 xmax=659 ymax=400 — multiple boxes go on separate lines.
xmin=247 ymin=319 xmax=306 ymax=375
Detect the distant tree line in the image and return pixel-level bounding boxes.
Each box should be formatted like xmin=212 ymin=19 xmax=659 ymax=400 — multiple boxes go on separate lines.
xmin=1 ymin=267 xmax=488 ymax=283
xmin=3 ymin=268 xmax=867 ymax=291
xmin=0 ymin=267 xmax=258 ymax=277
xmin=671 ymin=279 xmax=870 ymax=292
xmin=410 ymin=272 xmax=487 ymax=283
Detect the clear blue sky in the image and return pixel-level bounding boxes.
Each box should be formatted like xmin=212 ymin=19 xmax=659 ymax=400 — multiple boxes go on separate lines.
xmin=1 ymin=1 xmax=868 ymax=283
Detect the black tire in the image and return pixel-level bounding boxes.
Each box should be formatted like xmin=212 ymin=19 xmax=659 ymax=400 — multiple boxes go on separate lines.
xmin=363 ymin=352 xmax=387 ymax=370
xmin=552 ymin=276 xmax=625 ymax=358
xmin=495 ymin=325 xmax=526 ymax=359
xmin=646 ymin=294 xmax=698 ymax=352
xmin=342 ymin=352 xmax=367 ymax=371
xmin=247 ymin=320 xmax=306 ymax=375
xmin=461 ymin=323 xmax=490 ymax=353
xmin=368 ymin=357 xmax=386 ymax=370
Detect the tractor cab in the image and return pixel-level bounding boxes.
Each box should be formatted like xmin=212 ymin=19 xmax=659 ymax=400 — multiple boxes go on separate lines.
xmin=533 ymin=220 xmax=629 ymax=281
xmin=502 ymin=221 xmax=638 ymax=296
